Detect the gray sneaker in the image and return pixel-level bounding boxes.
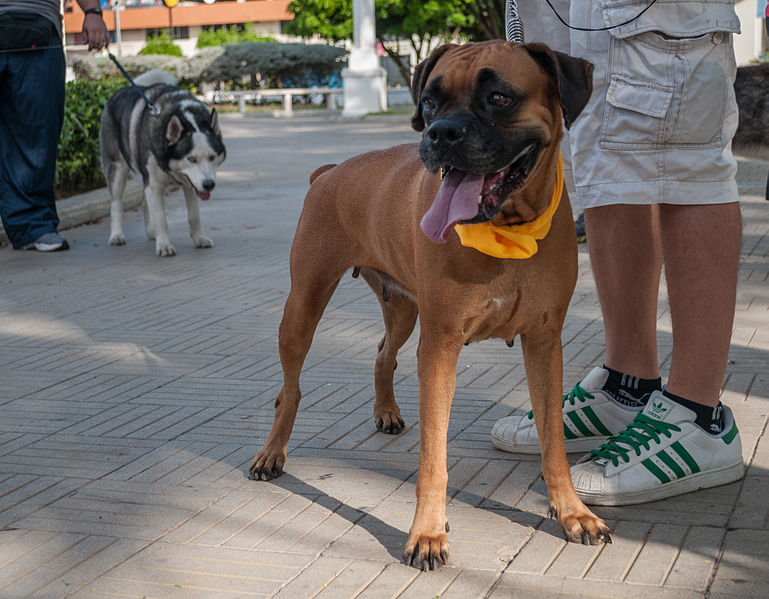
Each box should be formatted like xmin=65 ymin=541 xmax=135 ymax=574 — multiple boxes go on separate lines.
xmin=24 ymin=232 xmax=69 ymax=252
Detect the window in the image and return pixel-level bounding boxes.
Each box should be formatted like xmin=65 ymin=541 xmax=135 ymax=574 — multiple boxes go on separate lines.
xmin=146 ymin=26 xmax=189 ymax=40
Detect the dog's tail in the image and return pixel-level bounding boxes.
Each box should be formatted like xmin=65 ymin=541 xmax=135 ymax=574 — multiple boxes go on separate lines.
xmin=310 ymin=164 xmax=336 ymax=184
xmin=132 ymin=69 xmax=179 ymax=87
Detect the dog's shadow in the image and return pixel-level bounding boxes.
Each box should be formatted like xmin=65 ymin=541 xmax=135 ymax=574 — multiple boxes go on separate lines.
xmin=249 ymin=470 xmax=551 ymax=563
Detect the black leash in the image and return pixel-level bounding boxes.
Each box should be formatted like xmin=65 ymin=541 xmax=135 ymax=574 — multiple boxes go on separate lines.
xmin=107 ymin=52 xmax=160 ymax=115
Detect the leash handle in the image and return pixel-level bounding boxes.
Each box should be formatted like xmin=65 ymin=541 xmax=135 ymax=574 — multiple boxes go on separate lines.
xmin=107 ymin=52 xmax=161 ymax=115
xmin=505 ymin=0 xmax=525 ymax=43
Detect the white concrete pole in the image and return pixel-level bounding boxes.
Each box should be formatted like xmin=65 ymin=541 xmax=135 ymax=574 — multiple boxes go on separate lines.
xmin=342 ymin=0 xmax=387 ymax=117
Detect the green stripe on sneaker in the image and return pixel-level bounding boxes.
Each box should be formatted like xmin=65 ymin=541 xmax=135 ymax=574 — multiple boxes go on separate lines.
xmin=671 ymin=441 xmax=701 ymax=474
xmin=582 ymin=406 xmax=613 ymax=436
xmin=642 ymin=458 xmax=671 ymax=484
xmin=564 ymin=421 xmax=578 ymax=439
xmin=567 ymin=411 xmax=594 ymax=437
xmin=723 ymin=424 xmax=738 ymax=444
xmin=657 ymin=450 xmax=686 ymax=479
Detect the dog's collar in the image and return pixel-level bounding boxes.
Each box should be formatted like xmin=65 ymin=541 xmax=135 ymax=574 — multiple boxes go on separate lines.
xmin=453 ymin=153 xmax=563 ymax=259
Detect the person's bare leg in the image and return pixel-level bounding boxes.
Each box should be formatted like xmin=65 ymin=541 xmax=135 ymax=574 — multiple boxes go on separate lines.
xmin=659 ymin=203 xmax=741 ymax=407
xmin=584 ymin=205 xmax=663 ymax=379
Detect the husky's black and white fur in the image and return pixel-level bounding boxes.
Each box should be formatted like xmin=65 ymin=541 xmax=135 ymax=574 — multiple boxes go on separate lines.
xmin=99 ymin=70 xmax=226 ymax=256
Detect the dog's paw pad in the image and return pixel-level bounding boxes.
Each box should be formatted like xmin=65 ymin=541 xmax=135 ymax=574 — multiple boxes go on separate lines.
xmin=193 ymin=236 xmax=213 ymax=248
xmin=109 ymin=234 xmax=126 ymax=246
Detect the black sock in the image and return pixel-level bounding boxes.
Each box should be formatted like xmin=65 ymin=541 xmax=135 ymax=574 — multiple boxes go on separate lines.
xmin=662 ymin=389 xmax=725 ymax=434
xmin=602 ymin=365 xmax=662 ymax=408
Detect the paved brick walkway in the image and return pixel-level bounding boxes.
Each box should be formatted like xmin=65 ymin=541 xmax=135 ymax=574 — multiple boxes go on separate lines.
xmin=1 ymin=113 xmax=768 ymax=598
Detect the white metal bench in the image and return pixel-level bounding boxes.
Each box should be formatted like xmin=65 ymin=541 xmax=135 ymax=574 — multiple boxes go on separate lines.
xmin=207 ymin=88 xmax=343 ymax=116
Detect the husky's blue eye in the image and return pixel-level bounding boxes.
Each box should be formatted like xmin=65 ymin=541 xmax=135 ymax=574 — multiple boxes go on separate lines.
xmin=187 ymin=156 xmax=197 ymax=163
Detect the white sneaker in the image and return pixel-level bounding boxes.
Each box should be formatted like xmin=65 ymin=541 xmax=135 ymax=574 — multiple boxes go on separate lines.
xmin=491 ymin=367 xmax=642 ymax=454
xmin=571 ymin=390 xmax=745 ymax=506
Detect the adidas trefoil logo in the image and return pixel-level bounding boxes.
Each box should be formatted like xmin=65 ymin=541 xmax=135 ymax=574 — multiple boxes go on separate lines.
xmin=649 ymin=398 xmax=673 ymax=420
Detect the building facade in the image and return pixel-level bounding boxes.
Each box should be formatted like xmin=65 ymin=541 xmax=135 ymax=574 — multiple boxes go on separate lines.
xmin=63 ymin=0 xmax=293 ymax=57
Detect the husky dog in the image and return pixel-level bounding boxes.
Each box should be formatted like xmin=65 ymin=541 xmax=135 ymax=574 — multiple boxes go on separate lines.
xmin=733 ymin=62 xmax=769 ymax=200
xmin=99 ymin=70 xmax=226 ymax=256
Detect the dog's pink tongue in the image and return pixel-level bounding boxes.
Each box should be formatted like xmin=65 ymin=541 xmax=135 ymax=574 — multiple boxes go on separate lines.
xmin=196 ymin=190 xmax=211 ymax=201
xmin=420 ymin=169 xmax=484 ymax=243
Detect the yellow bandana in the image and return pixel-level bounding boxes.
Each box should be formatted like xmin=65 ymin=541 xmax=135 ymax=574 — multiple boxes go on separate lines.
xmin=454 ymin=154 xmax=563 ymax=259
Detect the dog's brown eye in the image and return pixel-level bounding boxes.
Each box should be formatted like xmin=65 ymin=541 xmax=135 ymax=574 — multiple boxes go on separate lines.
xmin=422 ymin=98 xmax=436 ymax=111
xmin=489 ymin=93 xmax=512 ymax=107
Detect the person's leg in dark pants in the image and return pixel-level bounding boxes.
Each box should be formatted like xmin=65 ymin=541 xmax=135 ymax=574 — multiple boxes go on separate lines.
xmin=0 ymin=33 xmax=65 ymax=249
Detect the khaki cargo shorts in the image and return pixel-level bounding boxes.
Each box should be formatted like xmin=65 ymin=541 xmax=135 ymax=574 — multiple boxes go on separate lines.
xmin=564 ymin=0 xmax=741 ymax=208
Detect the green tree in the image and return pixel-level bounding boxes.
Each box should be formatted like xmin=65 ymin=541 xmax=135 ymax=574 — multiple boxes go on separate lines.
xmin=459 ymin=0 xmax=505 ymax=41
xmin=285 ymin=0 xmax=503 ymax=89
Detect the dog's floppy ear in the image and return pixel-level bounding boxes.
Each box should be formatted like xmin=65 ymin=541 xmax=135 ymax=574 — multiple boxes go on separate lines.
xmin=521 ymin=42 xmax=594 ymax=129
xmin=166 ymin=114 xmax=184 ymax=145
xmin=410 ymin=43 xmax=457 ymax=132
xmin=209 ymin=108 xmax=221 ymax=138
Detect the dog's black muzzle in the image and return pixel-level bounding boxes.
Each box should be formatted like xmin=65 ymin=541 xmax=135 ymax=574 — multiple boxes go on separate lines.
xmin=419 ymin=114 xmax=513 ymax=176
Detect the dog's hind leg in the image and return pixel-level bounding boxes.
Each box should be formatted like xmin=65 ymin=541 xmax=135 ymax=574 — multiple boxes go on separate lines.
xmin=359 ymin=268 xmax=416 ymax=434
xmin=107 ymin=163 xmax=129 ymax=246
xmin=183 ymin=186 xmax=213 ymax=248
xmin=249 ymin=249 xmax=350 ymax=481
xmin=520 ymin=325 xmax=612 ymax=546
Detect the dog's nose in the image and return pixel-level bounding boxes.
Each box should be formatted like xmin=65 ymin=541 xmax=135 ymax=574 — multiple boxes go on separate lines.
xmin=202 ymin=179 xmax=215 ymax=191
xmin=426 ymin=121 xmax=465 ymax=146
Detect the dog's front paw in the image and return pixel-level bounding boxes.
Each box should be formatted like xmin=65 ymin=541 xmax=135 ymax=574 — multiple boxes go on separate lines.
xmin=248 ymin=447 xmax=286 ymax=481
xmin=548 ymin=505 xmax=613 ymax=546
xmin=403 ymin=525 xmax=450 ymax=571
xmin=109 ymin=233 xmax=126 ymax=246
xmin=374 ymin=408 xmax=405 ymax=434
xmin=156 ymin=241 xmax=176 ymax=257
xmin=192 ymin=235 xmax=213 ymax=249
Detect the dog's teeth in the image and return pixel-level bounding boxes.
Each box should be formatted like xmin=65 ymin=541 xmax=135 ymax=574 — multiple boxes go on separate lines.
xmin=478 ymin=195 xmax=483 ymax=204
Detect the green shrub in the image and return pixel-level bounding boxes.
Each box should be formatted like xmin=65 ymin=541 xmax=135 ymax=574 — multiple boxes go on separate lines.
xmin=56 ymin=78 xmax=126 ymax=194
xmin=140 ymin=32 xmax=183 ymax=57
xmin=197 ymin=23 xmax=276 ymax=48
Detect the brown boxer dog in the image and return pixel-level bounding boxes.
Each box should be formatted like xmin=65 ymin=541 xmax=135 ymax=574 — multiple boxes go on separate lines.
xmin=249 ymin=40 xmax=612 ymax=570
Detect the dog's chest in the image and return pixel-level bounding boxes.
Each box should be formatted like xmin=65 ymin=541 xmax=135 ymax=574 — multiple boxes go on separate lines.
xmin=459 ymin=293 xmax=532 ymax=346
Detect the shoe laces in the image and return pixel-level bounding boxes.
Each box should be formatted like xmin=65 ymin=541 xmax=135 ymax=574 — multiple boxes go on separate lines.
xmin=590 ymin=413 xmax=681 ymax=467
xmin=526 ymin=382 xmax=594 ymax=420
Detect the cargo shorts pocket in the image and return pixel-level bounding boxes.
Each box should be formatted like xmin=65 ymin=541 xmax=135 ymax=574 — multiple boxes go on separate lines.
xmin=600 ymin=30 xmax=733 ymax=150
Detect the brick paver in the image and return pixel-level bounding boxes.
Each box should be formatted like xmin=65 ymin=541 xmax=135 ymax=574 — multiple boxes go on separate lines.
xmin=0 ymin=112 xmax=767 ymax=598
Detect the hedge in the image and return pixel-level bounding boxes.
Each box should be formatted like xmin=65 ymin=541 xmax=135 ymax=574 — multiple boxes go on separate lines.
xmin=56 ymin=78 xmax=126 ymax=195
xmin=68 ymin=41 xmax=347 ymax=89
